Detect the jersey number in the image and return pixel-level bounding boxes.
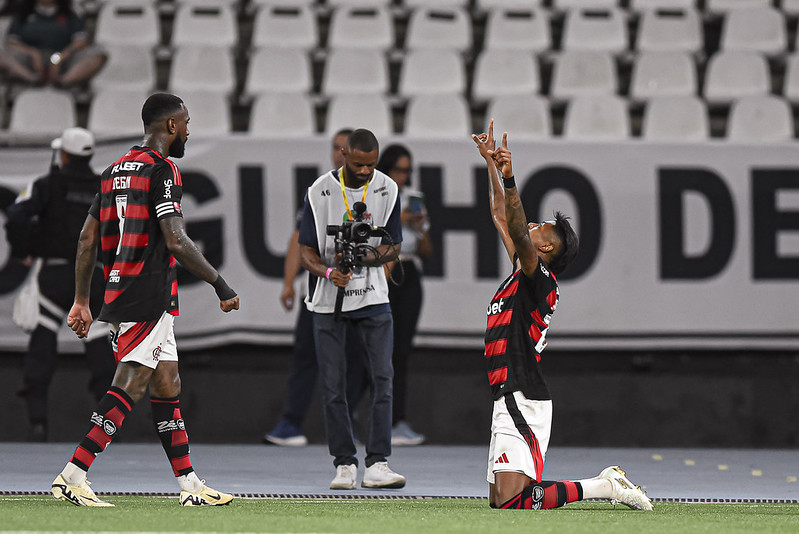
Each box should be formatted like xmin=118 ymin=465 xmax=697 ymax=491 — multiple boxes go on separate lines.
xmin=115 ymin=195 xmax=127 ymax=255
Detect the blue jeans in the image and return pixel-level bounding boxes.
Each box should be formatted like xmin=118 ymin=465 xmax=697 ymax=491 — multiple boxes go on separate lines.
xmin=313 ymin=311 xmax=394 ymax=468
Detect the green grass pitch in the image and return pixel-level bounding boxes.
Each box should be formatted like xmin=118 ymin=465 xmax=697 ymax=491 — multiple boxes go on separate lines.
xmin=2 ymin=496 xmax=799 ymax=534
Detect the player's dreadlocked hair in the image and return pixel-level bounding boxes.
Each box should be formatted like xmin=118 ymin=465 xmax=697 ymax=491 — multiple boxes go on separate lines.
xmin=548 ymin=211 xmax=579 ymax=275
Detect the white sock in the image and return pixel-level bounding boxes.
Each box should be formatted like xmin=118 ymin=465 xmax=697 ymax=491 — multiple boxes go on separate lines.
xmin=61 ymin=462 xmax=87 ymax=485
xmin=178 ymin=471 xmax=203 ymax=493
xmin=578 ymin=478 xmax=612 ymax=500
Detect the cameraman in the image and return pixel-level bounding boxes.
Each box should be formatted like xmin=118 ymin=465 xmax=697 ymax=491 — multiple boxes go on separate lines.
xmin=298 ymin=129 xmax=404 ymax=490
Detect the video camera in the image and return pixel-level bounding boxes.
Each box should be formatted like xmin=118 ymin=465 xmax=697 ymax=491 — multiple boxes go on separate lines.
xmin=326 ymin=201 xmax=385 ymax=276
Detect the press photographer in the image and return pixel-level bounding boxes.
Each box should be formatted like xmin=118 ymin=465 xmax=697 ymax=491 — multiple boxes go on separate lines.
xmin=298 ymin=128 xmax=405 ymax=491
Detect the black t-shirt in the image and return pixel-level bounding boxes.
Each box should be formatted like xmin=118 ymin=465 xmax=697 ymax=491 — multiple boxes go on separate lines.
xmin=484 ymin=257 xmax=559 ymax=401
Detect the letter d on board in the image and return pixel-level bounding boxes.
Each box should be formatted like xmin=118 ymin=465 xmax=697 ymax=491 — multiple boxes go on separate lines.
xmin=659 ymin=168 xmax=735 ymax=279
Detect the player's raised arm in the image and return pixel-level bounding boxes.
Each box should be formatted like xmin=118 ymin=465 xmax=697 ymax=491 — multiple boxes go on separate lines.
xmin=472 ymin=119 xmax=515 ymax=264
xmin=492 ymin=132 xmax=539 ymax=277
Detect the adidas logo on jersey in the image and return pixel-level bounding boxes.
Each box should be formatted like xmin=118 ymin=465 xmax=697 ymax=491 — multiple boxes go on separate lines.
xmin=495 ymin=453 xmax=510 ymax=464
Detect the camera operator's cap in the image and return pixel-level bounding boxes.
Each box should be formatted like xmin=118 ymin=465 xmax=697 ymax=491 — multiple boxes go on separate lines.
xmin=51 ymin=127 xmax=95 ymax=156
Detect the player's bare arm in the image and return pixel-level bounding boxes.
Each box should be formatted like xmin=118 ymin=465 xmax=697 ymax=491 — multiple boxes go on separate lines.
xmin=281 ymin=230 xmax=302 ymax=310
xmin=300 ymin=243 xmax=352 ymax=288
xmin=159 ymin=215 xmax=239 ymax=312
xmin=67 ymin=214 xmax=100 ymax=338
xmin=472 ymin=119 xmax=516 ymax=263
xmin=493 ymin=133 xmax=540 ymax=278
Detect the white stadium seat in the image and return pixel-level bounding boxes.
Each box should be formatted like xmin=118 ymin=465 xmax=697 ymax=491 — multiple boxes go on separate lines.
xmin=561 ymin=7 xmax=628 ymax=53
xmin=171 ymin=4 xmax=238 ymax=48
xmin=635 ymin=7 xmax=702 ymax=53
xmin=168 ymin=47 xmax=236 ymax=95
xmin=94 ymin=4 xmax=160 ymax=48
xmin=483 ymin=8 xmax=551 ymax=52
xmin=471 ymin=50 xmax=539 ymax=101
xmin=398 ymin=49 xmax=465 ymax=97
xmin=326 ymin=94 xmax=392 ymax=137
xmin=178 ymin=91 xmax=231 ymax=136
xmin=727 ymin=95 xmax=793 ymax=143
xmin=88 ymin=88 xmax=148 ymax=139
xmin=328 ymin=6 xmax=394 ymax=51
xmin=250 ymin=94 xmax=316 ymax=137
xmin=244 ymin=48 xmax=312 ymax=96
xmin=703 ymin=51 xmax=770 ymax=105
xmin=706 ymin=0 xmax=770 ymax=14
xmin=486 ymin=95 xmax=552 ymax=140
xmin=251 ymin=5 xmax=318 ymax=50
xmin=781 ymin=54 xmax=799 ymax=103
xmin=553 ymin=0 xmax=618 ymax=10
xmin=550 ymin=50 xmax=617 ymax=100
xmin=404 ymin=94 xmax=471 ymax=139
xmin=9 ymin=89 xmax=76 ymax=137
xmin=323 ymin=49 xmax=389 ymax=96
xmin=563 ymin=94 xmax=630 ymax=141
xmin=91 ymin=46 xmax=156 ymax=92
xmin=630 ymin=51 xmax=696 ymax=100
xmin=642 ymin=96 xmax=708 ymax=142
xmin=405 ymin=7 xmax=472 ymax=52
xmin=720 ymin=7 xmax=786 ymax=56
xmin=630 ymin=0 xmax=695 ymax=10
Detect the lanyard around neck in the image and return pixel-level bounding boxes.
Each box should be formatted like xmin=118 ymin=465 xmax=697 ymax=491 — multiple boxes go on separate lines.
xmin=338 ymin=167 xmax=370 ymax=221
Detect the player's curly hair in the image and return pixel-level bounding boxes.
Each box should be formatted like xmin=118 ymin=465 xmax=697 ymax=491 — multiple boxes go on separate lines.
xmin=141 ymin=93 xmax=184 ymax=128
xmin=548 ymin=211 xmax=579 ymax=275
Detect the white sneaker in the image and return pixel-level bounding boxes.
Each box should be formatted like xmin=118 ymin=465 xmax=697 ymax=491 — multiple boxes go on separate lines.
xmin=598 ymin=465 xmax=653 ymax=511
xmin=330 ymin=464 xmax=357 ymax=490
xmin=361 ymin=461 xmax=406 ymax=489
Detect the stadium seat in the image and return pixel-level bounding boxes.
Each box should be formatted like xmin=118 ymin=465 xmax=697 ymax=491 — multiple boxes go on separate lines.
xmin=9 ymin=89 xmax=76 ymax=137
xmin=703 ymin=51 xmax=770 ymax=105
xmin=727 ymin=95 xmax=793 ymax=142
xmin=781 ymin=54 xmax=799 ymax=103
xmin=629 ymin=51 xmax=696 ymax=101
xmin=404 ymin=94 xmax=470 ymax=139
xmin=171 ymin=4 xmax=238 ymax=48
xmin=783 ymin=0 xmax=799 ymax=15
xmin=642 ymin=95 xmax=708 ymax=142
xmin=477 ymin=0 xmax=544 ymax=9
xmin=322 ymin=49 xmax=388 ymax=96
xmin=327 ymin=6 xmax=394 ymax=51
xmin=328 ymin=0 xmax=392 ymax=6
xmin=705 ymin=0 xmax=770 ymax=14
xmin=326 ymin=94 xmax=392 ymax=137
xmin=178 ymin=91 xmax=232 ymax=136
xmin=635 ymin=8 xmax=702 ymax=53
xmin=251 ymin=5 xmax=318 ymax=51
xmin=720 ymin=7 xmax=786 ymax=56
xmin=244 ymin=48 xmax=312 ymax=96
xmin=486 ymin=95 xmax=551 ymax=140
xmin=251 ymin=0 xmax=315 ymax=6
xmin=398 ymin=49 xmax=465 ymax=97
xmin=553 ymin=0 xmax=619 ymax=10
xmin=168 ymin=47 xmax=236 ymax=95
xmin=471 ymin=50 xmax=539 ymax=101
xmin=94 ymin=4 xmax=160 ymax=48
xmin=561 ymin=7 xmax=628 ymax=53
xmin=562 ymin=94 xmax=630 ymax=140
xmin=405 ymin=8 xmax=472 ymax=52
xmin=482 ymin=8 xmax=550 ymax=52
xmin=87 ymin=88 xmax=148 ymax=139
xmin=403 ymin=0 xmax=468 ymax=7
xmin=630 ymin=0 xmax=695 ymax=10
xmin=550 ymin=50 xmax=617 ymax=100
xmin=91 ymin=46 xmax=156 ymax=92
xmin=250 ymin=93 xmax=316 ymax=137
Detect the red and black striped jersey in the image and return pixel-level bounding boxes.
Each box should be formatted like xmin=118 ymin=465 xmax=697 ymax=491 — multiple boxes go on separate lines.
xmin=484 ymin=257 xmax=559 ymax=401
xmin=89 ymin=146 xmax=183 ymax=323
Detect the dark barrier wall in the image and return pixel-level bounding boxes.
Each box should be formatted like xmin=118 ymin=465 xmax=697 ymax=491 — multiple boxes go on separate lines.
xmin=1 ymin=347 xmax=797 ymax=448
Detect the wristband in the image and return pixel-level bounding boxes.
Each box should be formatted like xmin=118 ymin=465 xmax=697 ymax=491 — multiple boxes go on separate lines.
xmin=211 ymin=275 xmax=237 ymax=301
xmin=502 ymin=176 xmax=516 ymax=189
xmin=325 ymin=267 xmax=334 ymax=280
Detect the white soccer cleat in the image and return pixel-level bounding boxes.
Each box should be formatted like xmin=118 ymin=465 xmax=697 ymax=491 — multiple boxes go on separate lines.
xmin=361 ymin=461 xmax=406 ymax=489
xmin=51 ymin=474 xmax=114 ymax=507
xmin=330 ymin=464 xmax=357 ymax=490
xmin=598 ymin=465 xmax=653 ymax=511
xmin=179 ymin=481 xmax=233 ymax=506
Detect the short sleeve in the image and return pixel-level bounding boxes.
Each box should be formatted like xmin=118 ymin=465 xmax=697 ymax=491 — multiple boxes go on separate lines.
xmin=381 ymin=194 xmax=402 ymax=245
xmin=151 ymin=163 xmax=183 ymax=220
xmin=88 ymin=193 xmax=100 ymax=220
xmin=297 ymin=193 xmax=318 ymax=251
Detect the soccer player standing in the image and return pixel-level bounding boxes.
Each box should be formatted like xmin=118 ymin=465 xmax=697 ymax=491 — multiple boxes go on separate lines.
xmin=51 ymin=93 xmax=240 ymax=507
xmin=473 ymin=122 xmax=652 ymax=511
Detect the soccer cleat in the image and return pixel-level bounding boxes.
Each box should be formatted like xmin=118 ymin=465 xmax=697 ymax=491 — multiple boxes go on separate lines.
xmin=361 ymin=461 xmax=406 ymax=489
xmin=263 ymin=420 xmax=308 ymax=447
xmin=598 ymin=465 xmax=653 ymax=511
xmin=51 ymin=474 xmax=114 ymax=507
xmin=179 ymin=481 xmax=233 ymax=506
xmin=391 ymin=421 xmax=425 ymax=447
xmin=330 ymin=464 xmax=357 ymax=490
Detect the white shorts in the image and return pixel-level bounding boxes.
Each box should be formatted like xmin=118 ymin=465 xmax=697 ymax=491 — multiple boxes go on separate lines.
xmin=486 ymin=391 xmax=552 ymax=484
xmin=110 ymin=312 xmax=179 ymax=369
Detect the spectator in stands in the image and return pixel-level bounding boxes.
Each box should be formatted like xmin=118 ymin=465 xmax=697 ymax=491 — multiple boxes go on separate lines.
xmin=264 ymin=129 xmax=370 ymax=447
xmin=4 ymin=0 xmax=107 ymax=87
xmin=4 ymin=127 xmax=116 ymax=442
xmin=376 ymin=144 xmax=431 ymax=447
xmin=299 ymin=129 xmax=405 ymax=490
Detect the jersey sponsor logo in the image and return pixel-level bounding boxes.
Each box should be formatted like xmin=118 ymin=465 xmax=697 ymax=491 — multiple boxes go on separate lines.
xmin=109 ymin=269 xmax=120 ymax=283
xmin=112 ymin=161 xmax=145 ymax=173
xmin=487 ymin=298 xmax=505 ymax=315
xmin=531 ymin=485 xmax=545 ymax=509
xmin=495 ymin=452 xmax=510 ymax=464
xmin=163 ymin=178 xmax=173 ymax=198
xmin=91 ymin=412 xmax=117 ymax=436
xmin=540 ymin=263 xmax=550 ymax=277
xmin=157 ymin=418 xmax=186 ymax=433
xmin=152 ymin=345 xmax=161 ymax=361
xmin=343 ymin=285 xmax=375 ymax=297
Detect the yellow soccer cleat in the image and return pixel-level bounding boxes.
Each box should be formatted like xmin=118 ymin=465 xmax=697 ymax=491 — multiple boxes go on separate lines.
xmin=51 ymin=474 xmax=114 ymax=507
xmin=179 ymin=481 xmax=234 ymax=506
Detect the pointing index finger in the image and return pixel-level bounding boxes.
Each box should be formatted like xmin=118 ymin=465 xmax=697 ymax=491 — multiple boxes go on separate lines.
xmin=502 ymin=132 xmax=508 ymax=149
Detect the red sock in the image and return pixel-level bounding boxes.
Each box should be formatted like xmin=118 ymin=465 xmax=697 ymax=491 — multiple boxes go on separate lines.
xmin=151 ymin=396 xmax=193 ymax=476
xmin=70 ymin=386 xmax=134 ymax=471
xmin=498 ymin=481 xmax=583 ymax=510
